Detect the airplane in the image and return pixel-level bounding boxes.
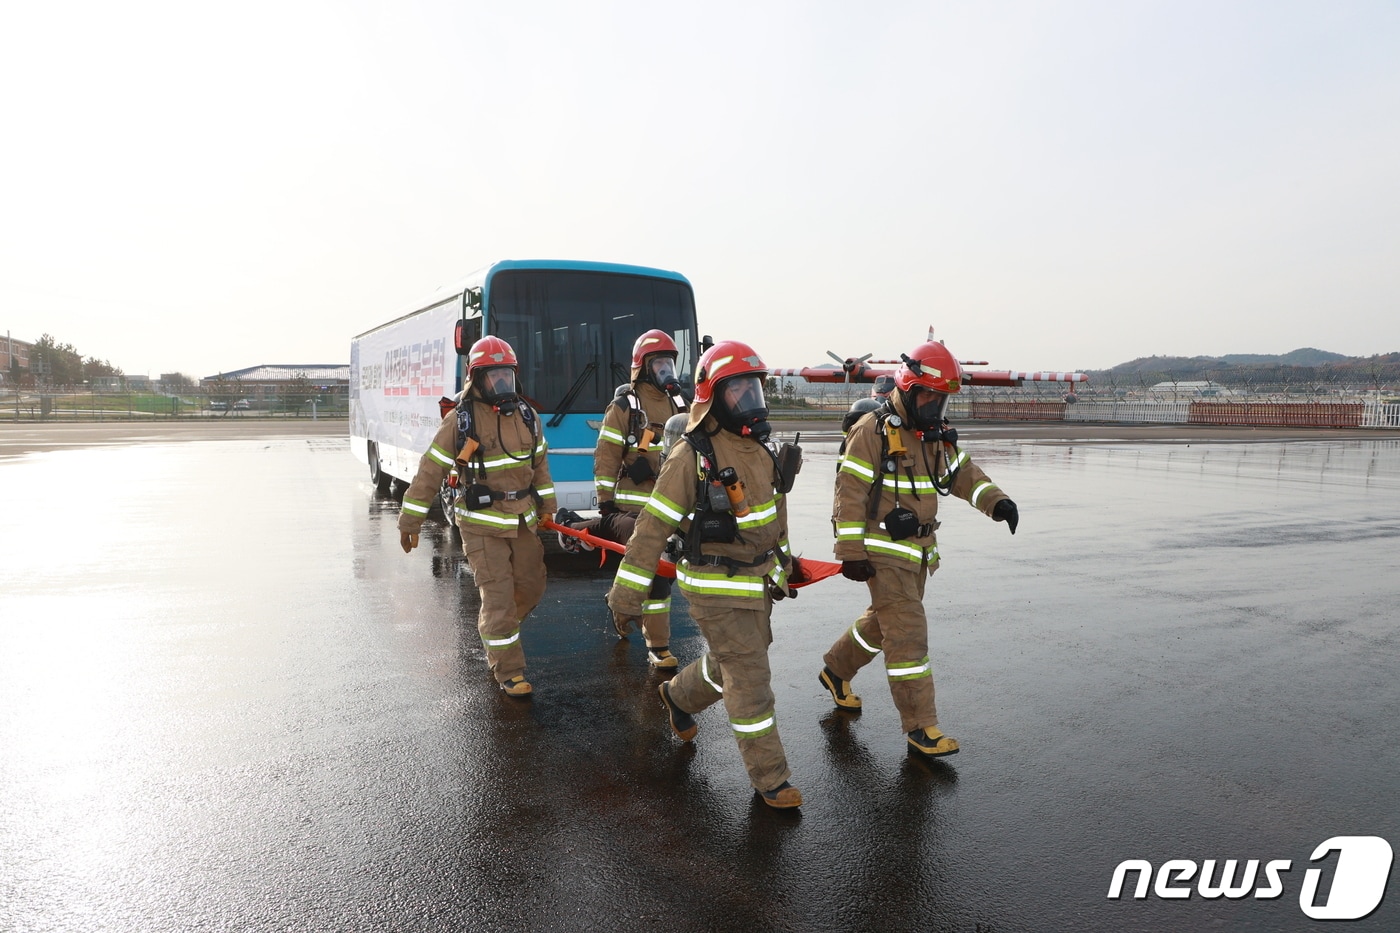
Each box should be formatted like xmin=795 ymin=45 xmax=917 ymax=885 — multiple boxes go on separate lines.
xmin=767 ymin=327 xmax=1088 ymax=389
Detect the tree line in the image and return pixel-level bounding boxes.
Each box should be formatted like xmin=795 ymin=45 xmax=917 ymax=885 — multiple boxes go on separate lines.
xmin=24 ymin=334 xmax=124 ymax=387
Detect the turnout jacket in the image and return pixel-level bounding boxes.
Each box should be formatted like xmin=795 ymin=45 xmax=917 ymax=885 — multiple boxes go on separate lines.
xmin=398 ymin=396 xmax=557 ymax=538
xmin=834 ymin=395 xmax=1008 ymax=575
xmin=593 ymin=382 xmax=682 ymax=512
xmin=608 ymin=419 xmax=795 ymax=614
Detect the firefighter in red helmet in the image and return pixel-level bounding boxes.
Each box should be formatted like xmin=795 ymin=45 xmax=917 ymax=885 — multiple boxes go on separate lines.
xmin=819 ymin=340 xmax=1018 ymax=757
xmin=556 ymin=329 xmax=689 ymax=667
xmin=398 ymin=336 xmax=556 ymax=698
xmin=607 ymin=340 xmax=809 ymax=808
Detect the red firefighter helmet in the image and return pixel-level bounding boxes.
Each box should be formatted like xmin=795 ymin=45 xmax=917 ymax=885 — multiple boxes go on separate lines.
xmin=692 ymin=340 xmax=768 ymax=405
xmin=467 ymin=335 xmax=518 ymax=372
xmin=467 ymin=336 xmax=519 ymax=403
xmin=894 ymin=341 xmax=963 ymax=395
xmin=631 ymin=329 xmax=679 ymax=369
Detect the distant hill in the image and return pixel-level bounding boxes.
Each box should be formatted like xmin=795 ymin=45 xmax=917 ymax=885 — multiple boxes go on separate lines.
xmin=1218 ymin=348 xmax=1349 ymax=367
xmin=1093 ymin=349 xmax=1400 ymax=386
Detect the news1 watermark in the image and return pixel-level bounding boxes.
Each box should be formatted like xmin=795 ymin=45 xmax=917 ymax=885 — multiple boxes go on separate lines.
xmin=1108 ymin=836 xmax=1393 ymax=921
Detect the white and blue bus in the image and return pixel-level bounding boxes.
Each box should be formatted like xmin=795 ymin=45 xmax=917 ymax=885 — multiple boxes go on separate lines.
xmin=350 ymin=259 xmax=700 ymax=520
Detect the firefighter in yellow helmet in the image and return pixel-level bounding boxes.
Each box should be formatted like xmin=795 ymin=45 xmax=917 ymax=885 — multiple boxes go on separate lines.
xmin=556 ymin=329 xmax=689 ymax=668
xmin=606 ymin=340 xmax=808 ymax=809
xmin=819 ymin=341 xmax=1018 ymax=757
xmin=398 ymin=336 xmax=556 ymax=698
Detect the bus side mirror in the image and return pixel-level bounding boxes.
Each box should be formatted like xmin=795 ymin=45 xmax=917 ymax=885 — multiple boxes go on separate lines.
xmin=455 ymin=318 xmax=481 ymax=354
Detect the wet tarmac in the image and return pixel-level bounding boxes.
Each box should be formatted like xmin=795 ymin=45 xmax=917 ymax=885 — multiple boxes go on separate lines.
xmin=2 ymin=423 xmax=1398 ymax=932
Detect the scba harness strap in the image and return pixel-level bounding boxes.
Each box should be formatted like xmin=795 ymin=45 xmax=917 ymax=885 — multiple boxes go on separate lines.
xmin=689 ymin=547 xmax=779 ymax=578
xmin=455 ymin=398 xmax=540 ymax=473
xmin=683 ymin=429 xmax=741 ymax=559
xmin=458 ymin=485 xmax=536 ymax=510
xmin=679 ymin=429 xmax=798 ymax=571
xmin=614 ymin=385 xmax=685 ymax=459
xmin=451 ymin=397 xmax=541 ymax=507
xmin=863 ymin=403 xmax=962 ymax=526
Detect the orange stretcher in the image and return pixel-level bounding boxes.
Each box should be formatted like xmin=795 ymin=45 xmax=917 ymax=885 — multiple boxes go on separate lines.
xmin=541 ymin=519 xmax=843 ymax=588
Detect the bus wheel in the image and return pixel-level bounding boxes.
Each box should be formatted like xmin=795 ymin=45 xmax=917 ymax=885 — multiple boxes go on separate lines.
xmin=368 ymin=442 xmax=393 ymax=495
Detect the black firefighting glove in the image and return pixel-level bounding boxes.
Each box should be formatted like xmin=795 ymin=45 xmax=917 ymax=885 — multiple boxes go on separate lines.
xmin=770 ymin=557 xmax=804 ymax=600
xmin=787 ymin=557 xmax=809 ymax=585
xmin=400 ymin=531 xmax=419 ymax=553
xmin=599 ymin=500 xmax=621 ymax=516
xmin=841 ymin=559 xmax=876 ymax=582
xmin=993 ymin=498 xmax=1019 ymax=535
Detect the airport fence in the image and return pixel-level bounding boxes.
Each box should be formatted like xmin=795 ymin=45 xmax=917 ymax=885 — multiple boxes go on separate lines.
xmin=2 ymin=391 xmax=347 ymax=422
xmin=7 ymin=390 xmax=1399 ymax=429
xmin=952 ymin=398 xmax=1400 ymax=428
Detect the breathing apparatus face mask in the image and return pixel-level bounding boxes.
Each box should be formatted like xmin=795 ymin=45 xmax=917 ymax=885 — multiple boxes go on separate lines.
xmin=476 ymin=366 xmax=519 ymax=409
xmin=715 ymin=374 xmax=771 ymax=441
xmin=647 ymin=355 xmax=681 ymax=394
xmin=905 ymin=387 xmax=950 ymax=432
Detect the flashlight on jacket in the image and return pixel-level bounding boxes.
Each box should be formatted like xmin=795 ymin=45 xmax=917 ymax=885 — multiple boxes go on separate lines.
xmin=717 ymin=467 xmax=750 ymax=517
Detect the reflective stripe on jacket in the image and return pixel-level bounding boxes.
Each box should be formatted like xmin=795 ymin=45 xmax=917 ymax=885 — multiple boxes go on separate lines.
xmin=832 ymin=396 xmax=1006 ymax=574
xmin=398 ymin=398 xmax=557 ymax=538
xmin=608 ymin=419 xmax=793 ymax=613
xmin=593 ymin=382 xmax=679 ymax=512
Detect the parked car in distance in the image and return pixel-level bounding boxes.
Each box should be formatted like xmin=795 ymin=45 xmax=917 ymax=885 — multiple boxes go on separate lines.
xmin=234 ymin=399 xmax=250 ymax=410
xmin=209 ymin=400 xmax=228 ymax=411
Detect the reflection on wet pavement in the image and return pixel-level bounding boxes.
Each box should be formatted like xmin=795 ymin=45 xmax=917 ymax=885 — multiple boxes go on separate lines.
xmin=2 ymin=434 xmax=1397 ymax=931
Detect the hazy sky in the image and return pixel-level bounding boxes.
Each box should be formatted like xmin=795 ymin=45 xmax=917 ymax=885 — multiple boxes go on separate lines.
xmin=3 ymin=0 xmax=1398 ymax=379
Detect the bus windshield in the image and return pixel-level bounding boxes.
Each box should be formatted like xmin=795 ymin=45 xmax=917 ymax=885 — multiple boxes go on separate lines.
xmin=487 ymin=269 xmax=697 ymax=414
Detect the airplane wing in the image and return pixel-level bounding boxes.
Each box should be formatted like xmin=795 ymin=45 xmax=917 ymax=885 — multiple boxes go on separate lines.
xmin=769 ymin=366 xmax=1088 ymax=387
xmin=769 ymin=326 xmax=1087 ymax=388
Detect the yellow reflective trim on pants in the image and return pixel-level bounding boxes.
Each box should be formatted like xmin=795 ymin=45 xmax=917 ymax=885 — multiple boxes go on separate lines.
xmin=483 ymin=628 xmax=521 ymax=651
xmin=730 ymin=710 xmax=775 ymax=739
xmin=886 ymin=656 xmax=932 ymax=681
xmin=851 ymin=623 xmax=879 ymax=656
xmin=701 ymin=655 xmax=723 ymax=693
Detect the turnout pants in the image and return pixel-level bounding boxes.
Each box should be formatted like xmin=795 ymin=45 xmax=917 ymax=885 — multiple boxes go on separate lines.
xmin=666 ymin=600 xmax=790 ymax=793
xmin=598 ymin=509 xmax=672 ymax=649
xmin=822 ymin=564 xmax=938 ymax=734
xmin=460 ymin=522 xmax=547 ymax=683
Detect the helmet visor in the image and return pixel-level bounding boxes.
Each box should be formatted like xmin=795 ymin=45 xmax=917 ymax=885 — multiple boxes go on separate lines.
xmin=719 ymin=374 xmax=768 ymax=423
xmin=911 ymin=387 xmax=950 ymax=428
xmin=477 ymin=366 xmax=517 ymax=402
xmin=647 ymin=355 xmax=679 ymax=391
